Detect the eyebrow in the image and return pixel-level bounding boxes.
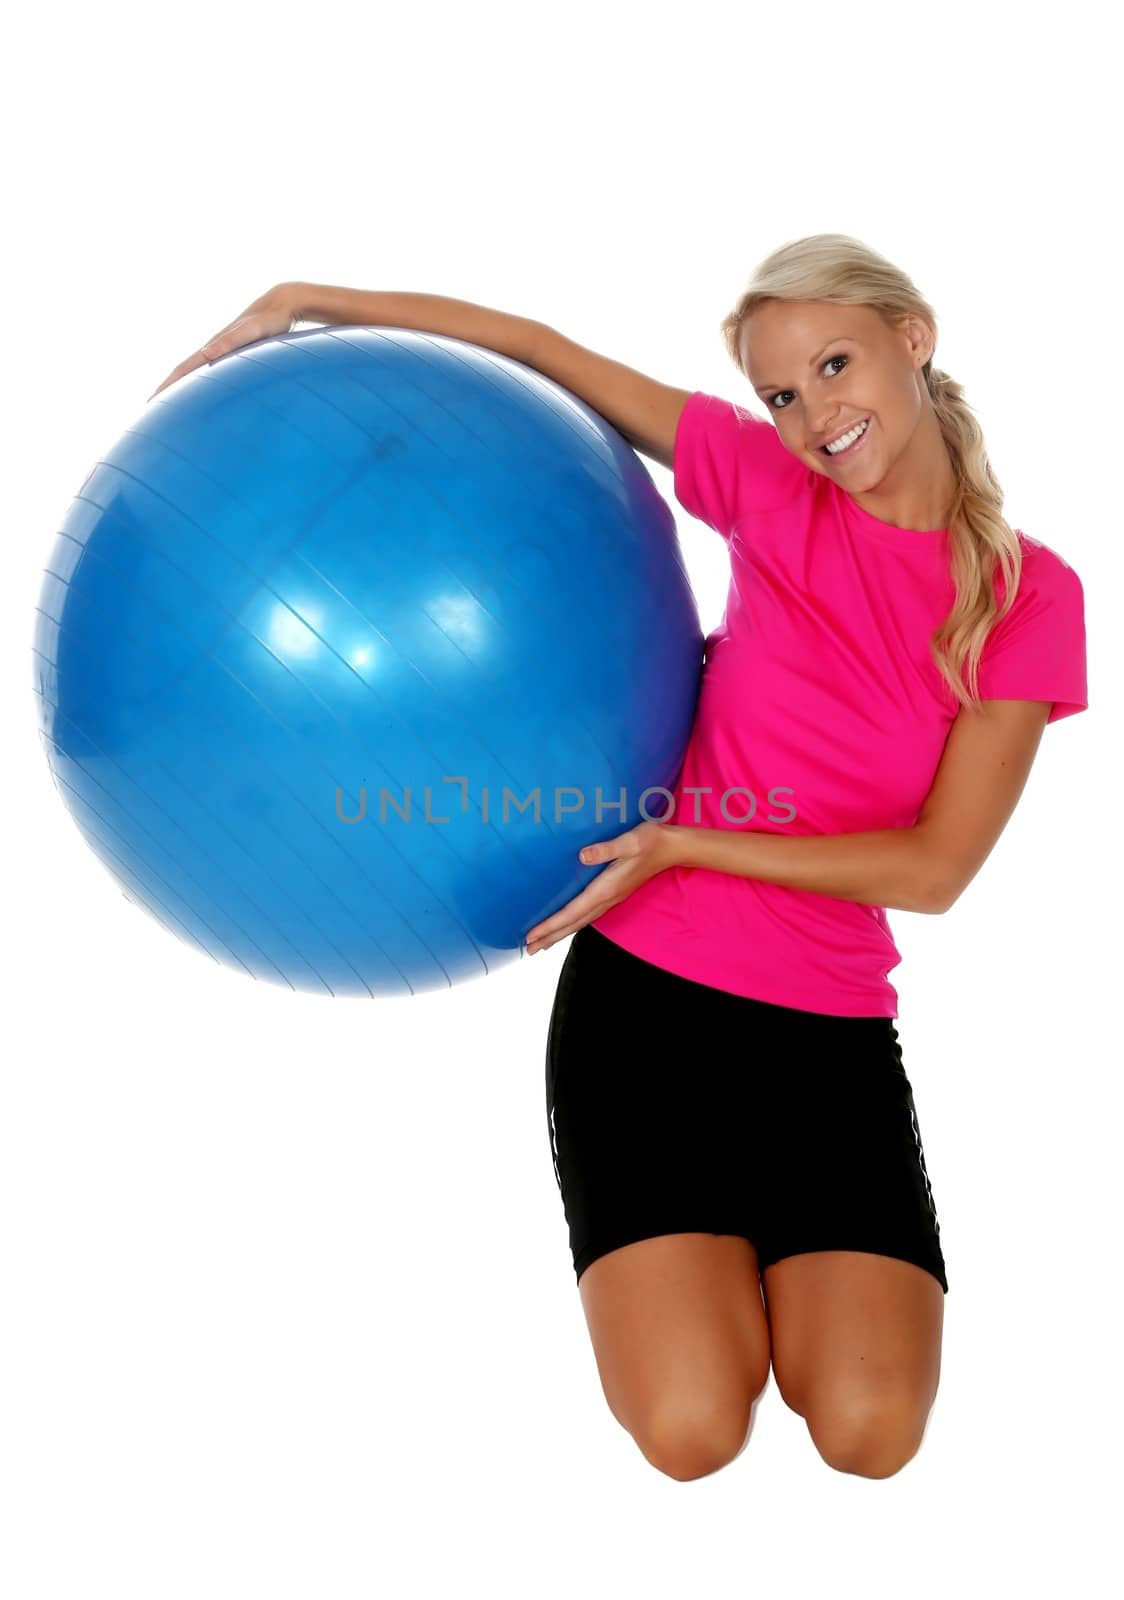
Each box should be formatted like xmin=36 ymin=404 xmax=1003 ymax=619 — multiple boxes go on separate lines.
xmin=753 ymin=336 xmax=857 ymax=395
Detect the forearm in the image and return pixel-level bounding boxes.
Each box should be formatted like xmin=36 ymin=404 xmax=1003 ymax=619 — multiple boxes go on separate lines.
xmin=668 ymin=823 xmax=943 ymax=915
xmin=285 ymin=282 xmax=544 ymax=366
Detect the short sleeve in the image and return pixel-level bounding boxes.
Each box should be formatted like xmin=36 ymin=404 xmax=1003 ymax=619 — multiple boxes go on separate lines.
xmin=672 ymin=390 xmax=811 ymax=540
xmin=976 ymin=539 xmax=1088 ymax=723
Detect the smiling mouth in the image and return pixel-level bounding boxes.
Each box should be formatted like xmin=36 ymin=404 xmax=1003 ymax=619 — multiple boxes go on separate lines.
xmin=820 ymin=417 xmax=871 ymax=457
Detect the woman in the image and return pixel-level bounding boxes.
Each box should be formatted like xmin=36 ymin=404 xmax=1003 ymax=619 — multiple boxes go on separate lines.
xmin=151 ymin=233 xmax=1088 ymax=1483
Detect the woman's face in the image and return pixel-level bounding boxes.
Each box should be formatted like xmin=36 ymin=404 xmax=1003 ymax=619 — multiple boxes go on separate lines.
xmin=740 ymin=299 xmax=934 ymax=492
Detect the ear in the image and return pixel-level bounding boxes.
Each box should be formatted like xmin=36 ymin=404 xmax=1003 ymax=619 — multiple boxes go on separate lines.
xmin=903 ymin=312 xmax=936 ymax=369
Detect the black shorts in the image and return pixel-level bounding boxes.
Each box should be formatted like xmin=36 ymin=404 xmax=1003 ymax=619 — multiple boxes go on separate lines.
xmin=545 ymin=925 xmax=948 ymax=1294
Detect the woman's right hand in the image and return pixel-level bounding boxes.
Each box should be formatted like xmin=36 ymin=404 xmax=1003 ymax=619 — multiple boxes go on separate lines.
xmin=146 ymin=282 xmax=303 ymax=402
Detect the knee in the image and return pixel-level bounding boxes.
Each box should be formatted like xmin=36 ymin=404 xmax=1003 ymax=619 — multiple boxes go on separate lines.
xmin=808 ymin=1393 xmax=928 ymax=1480
xmin=637 ymin=1398 xmax=758 ymax=1482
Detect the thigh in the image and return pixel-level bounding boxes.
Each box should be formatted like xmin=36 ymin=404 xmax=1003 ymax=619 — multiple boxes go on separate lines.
xmin=761 ymin=1249 xmax=944 ymax=1424
xmin=751 ymin=1015 xmax=949 ymax=1297
xmin=545 ymin=926 xmax=759 ymax=1284
xmin=579 ymin=1232 xmax=771 ymax=1448
xmin=544 ymin=930 xmax=772 ymax=1453
xmin=754 ymin=1018 xmax=948 ymax=1419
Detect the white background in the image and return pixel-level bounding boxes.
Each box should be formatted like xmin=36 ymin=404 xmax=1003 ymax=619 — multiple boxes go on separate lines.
xmin=3 ymin=1 xmax=1119 ymax=1594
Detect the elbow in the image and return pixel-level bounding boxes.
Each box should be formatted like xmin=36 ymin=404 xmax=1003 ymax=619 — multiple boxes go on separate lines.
xmin=913 ymin=834 xmax=962 ymax=915
xmin=922 ymin=873 xmax=961 ymax=915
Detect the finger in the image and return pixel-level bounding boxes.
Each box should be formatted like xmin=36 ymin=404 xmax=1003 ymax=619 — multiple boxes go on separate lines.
xmin=148 ymin=319 xmax=248 ymax=401
xmin=527 ymin=895 xmax=610 ymax=950
xmin=533 ymin=868 xmax=628 ymax=941
xmin=524 ymin=859 xmax=634 ymax=951
xmin=148 ymin=348 xmax=211 ymax=401
xmin=527 ymin=903 xmax=584 ymax=946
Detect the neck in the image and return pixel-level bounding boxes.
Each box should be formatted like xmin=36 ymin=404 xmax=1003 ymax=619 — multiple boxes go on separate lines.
xmin=849 ymin=399 xmax=957 ymax=533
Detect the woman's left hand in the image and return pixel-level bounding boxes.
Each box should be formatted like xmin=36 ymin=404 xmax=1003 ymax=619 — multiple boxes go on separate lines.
xmin=524 ymin=820 xmax=681 ymax=954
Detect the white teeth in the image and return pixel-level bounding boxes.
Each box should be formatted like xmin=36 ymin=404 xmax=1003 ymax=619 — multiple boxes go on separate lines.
xmin=825 ymin=418 xmax=868 ymax=454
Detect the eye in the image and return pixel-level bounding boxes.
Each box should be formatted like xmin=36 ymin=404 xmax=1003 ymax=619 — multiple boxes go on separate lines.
xmin=769 ymin=353 xmax=848 ymax=411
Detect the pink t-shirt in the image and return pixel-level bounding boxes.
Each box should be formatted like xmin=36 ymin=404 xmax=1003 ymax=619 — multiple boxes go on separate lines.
xmin=592 ymin=391 xmax=1089 ymax=1017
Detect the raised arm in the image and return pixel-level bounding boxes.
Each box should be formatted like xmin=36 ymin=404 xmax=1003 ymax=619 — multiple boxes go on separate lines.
xmin=289 ymin=283 xmax=691 ymax=469
xmin=526 ymin=323 xmax=692 ymax=469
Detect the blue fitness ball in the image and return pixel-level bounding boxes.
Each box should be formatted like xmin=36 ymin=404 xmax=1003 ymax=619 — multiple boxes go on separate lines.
xmin=31 ymin=326 xmax=703 ymax=997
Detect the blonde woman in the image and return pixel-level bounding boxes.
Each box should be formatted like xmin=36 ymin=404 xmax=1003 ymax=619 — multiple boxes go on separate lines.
xmin=152 ymin=234 xmax=1088 ymax=1482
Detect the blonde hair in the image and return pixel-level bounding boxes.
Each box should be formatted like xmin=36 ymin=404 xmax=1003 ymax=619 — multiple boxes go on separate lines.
xmin=719 ymin=232 xmax=1021 ymax=713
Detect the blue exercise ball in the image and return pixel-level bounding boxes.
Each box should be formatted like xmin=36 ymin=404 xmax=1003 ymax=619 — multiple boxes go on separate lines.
xmin=31 ymin=326 xmax=703 ymax=997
